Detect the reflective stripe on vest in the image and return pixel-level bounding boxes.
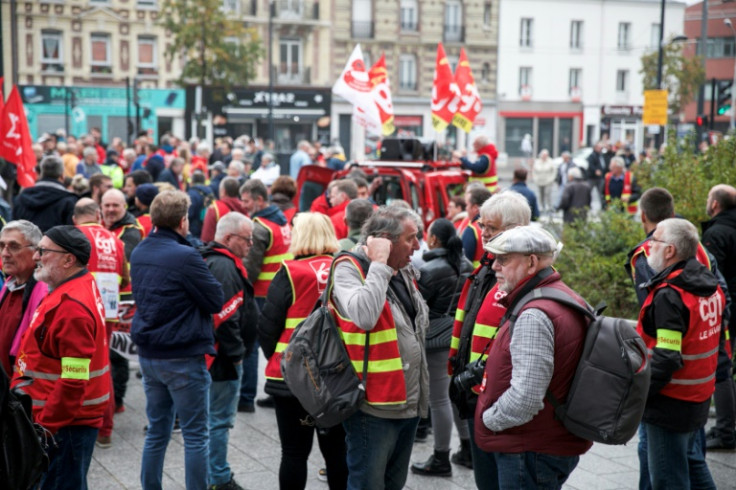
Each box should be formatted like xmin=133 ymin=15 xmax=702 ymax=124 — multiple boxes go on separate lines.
xmin=468 ymin=148 xmax=498 ymax=193
xmin=604 ymin=171 xmax=637 ymax=214
xmin=470 ymin=220 xmax=484 ymax=269
xmin=264 ymin=255 xmax=333 ymax=380
xmin=253 ymin=217 xmax=293 ymax=298
xmin=329 ymin=255 xmax=407 ymax=405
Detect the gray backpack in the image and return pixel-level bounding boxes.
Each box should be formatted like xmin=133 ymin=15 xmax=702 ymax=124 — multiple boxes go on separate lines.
xmin=280 ymin=254 xmax=369 ymax=429
xmin=507 ymin=287 xmax=651 ymax=445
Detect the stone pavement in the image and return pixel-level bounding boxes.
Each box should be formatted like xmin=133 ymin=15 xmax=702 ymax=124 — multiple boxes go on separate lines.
xmin=89 ymin=356 xmax=736 ymax=490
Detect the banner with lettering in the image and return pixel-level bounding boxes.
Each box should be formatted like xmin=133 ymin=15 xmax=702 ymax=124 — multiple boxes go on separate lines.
xmin=431 ymin=43 xmax=462 ymax=132
xmin=452 ymin=48 xmax=482 ymax=133
xmin=0 ymin=86 xmax=37 ymax=187
xmin=111 ymin=301 xmax=138 ymax=362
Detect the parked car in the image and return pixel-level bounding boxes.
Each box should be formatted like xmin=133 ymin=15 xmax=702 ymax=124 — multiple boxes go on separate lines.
xmin=296 ymin=138 xmax=469 ymax=229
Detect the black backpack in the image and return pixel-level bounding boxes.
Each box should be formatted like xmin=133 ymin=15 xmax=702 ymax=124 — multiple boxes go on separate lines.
xmin=0 ymin=371 xmax=51 ymax=489
xmin=281 ymin=253 xmax=369 ymax=428
xmin=506 ymin=287 xmax=651 ymax=445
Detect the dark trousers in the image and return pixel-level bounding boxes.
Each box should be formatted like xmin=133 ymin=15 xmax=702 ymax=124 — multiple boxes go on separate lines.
xmin=273 ymin=395 xmax=348 ymax=490
xmin=41 ymin=425 xmax=98 ymax=490
xmin=110 ymin=349 xmax=129 ymax=406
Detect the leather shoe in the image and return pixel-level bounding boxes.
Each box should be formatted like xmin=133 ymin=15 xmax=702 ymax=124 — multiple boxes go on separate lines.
xmin=237 ymin=402 xmax=255 ymax=413
xmin=411 ymin=452 xmax=452 ymax=477
xmin=256 ymin=396 xmax=275 ymax=408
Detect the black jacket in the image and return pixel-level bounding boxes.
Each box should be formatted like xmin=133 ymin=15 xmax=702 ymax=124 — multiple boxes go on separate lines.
xmin=702 ymin=208 xmax=736 ymax=309
xmin=639 ymin=258 xmax=720 ymax=432
xmin=418 ymin=248 xmax=473 ymax=320
xmin=201 ymin=242 xmax=257 ymax=381
xmin=12 ymin=179 xmax=78 ymax=232
xmin=586 ymin=150 xmax=606 ymax=179
xmin=109 ymin=212 xmax=143 ymax=261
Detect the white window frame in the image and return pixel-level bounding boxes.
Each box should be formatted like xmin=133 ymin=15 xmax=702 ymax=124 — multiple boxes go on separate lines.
xmin=618 ymin=22 xmax=631 ymax=50
xmin=616 ymin=69 xmax=629 ymax=93
xmin=520 ymin=18 xmax=533 ymax=48
xmin=570 ymin=20 xmax=583 ymax=50
xmin=41 ymin=30 xmax=63 ymax=65
xmin=651 ymin=23 xmax=661 ymax=50
xmin=519 ymin=66 xmax=532 ymax=94
xmin=399 ymin=54 xmax=417 ymax=91
xmin=137 ymin=37 xmax=157 ymax=68
xmin=278 ymin=38 xmax=302 ymax=82
xmin=569 ymin=68 xmax=582 ymax=93
xmin=400 ymin=0 xmax=418 ymax=32
xmin=90 ymin=33 xmax=112 ymax=68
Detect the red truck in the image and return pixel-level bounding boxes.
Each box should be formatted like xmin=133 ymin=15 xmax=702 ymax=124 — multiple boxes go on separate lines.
xmin=296 ymin=138 xmax=469 ymax=229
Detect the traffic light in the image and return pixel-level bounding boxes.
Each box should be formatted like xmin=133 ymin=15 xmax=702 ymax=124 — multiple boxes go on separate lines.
xmin=717 ymin=80 xmax=733 ymax=115
xmin=697 ymin=114 xmax=709 ymax=127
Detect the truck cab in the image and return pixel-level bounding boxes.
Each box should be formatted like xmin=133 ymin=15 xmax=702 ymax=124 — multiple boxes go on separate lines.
xmin=296 ymin=138 xmax=469 ymax=229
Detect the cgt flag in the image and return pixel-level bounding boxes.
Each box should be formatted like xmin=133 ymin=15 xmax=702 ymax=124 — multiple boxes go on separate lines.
xmin=431 ymin=43 xmax=461 ymax=132
xmin=367 ymin=54 xmax=395 ymax=136
xmin=452 ymin=48 xmax=482 ymax=133
xmin=0 ymin=86 xmax=38 ymax=187
xmin=333 ymin=44 xmax=381 ymax=134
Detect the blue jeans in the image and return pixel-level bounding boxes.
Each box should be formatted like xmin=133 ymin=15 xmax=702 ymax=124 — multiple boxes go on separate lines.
xmin=140 ymin=356 xmax=211 ymax=490
xmin=41 ymin=425 xmax=98 ymax=490
xmin=209 ymin=362 xmax=243 ymax=486
xmin=342 ymin=411 xmax=419 ymax=490
xmin=644 ymin=422 xmax=715 ymax=490
xmin=637 ymin=424 xmax=652 ymax=490
xmin=495 ymin=452 xmax=579 ymax=490
xmin=467 ymin=417 xmax=500 ymax=490
xmin=239 ymin=340 xmax=259 ymax=405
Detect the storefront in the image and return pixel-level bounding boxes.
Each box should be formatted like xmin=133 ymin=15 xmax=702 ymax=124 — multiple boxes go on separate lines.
xmin=19 ymin=85 xmax=185 ymax=144
xmin=599 ymin=105 xmax=645 ymax=150
xmin=498 ymin=107 xmax=583 ymax=158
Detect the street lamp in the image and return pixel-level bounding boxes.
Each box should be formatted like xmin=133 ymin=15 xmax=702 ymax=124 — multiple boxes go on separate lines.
xmin=724 ymin=18 xmax=736 ymax=131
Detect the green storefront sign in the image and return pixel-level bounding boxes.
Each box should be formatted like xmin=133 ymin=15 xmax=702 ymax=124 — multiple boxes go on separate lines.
xmin=19 ymin=85 xmax=185 ymax=143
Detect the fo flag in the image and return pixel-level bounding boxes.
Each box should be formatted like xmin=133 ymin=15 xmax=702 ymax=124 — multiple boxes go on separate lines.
xmin=0 ymin=86 xmax=37 ymax=187
xmin=333 ymin=44 xmax=381 ymax=134
xmin=367 ymin=54 xmax=395 ymax=136
xmin=452 ymin=48 xmax=482 ymax=133
xmin=431 ymin=43 xmax=461 ymax=132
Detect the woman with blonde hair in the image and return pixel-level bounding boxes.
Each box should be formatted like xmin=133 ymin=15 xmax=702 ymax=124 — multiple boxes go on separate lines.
xmin=257 ymin=213 xmax=347 ymax=489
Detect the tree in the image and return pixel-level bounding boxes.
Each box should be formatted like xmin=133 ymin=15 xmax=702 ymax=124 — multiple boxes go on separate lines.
xmin=159 ymin=0 xmax=265 ymax=88
xmin=640 ymin=42 xmax=705 ymax=116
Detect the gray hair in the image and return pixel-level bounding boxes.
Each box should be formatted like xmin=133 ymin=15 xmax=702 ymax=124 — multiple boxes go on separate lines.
xmin=361 ymin=206 xmax=421 ymax=244
xmin=123 ymin=148 xmax=137 ymax=159
xmin=82 ymin=147 xmax=98 ymax=158
xmin=480 ymin=190 xmax=531 ymax=228
xmin=657 ymin=218 xmax=699 ymax=262
xmin=40 ymin=155 xmax=64 ymax=179
xmin=610 ymin=156 xmax=625 ymax=169
xmin=229 ymin=160 xmax=245 ymax=174
xmin=261 ymin=152 xmax=274 ymax=163
xmin=1 ymin=219 xmax=43 ymax=246
xmin=196 ymin=142 xmax=210 ymax=155
xmin=568 ymin=167 xmax=583 ymax=180
xmin=215 ymin=212 xmax=252 ymax=242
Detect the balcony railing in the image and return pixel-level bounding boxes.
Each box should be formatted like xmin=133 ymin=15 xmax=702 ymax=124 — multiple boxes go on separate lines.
xmin=274 ymin=0 xmax=319 ymax=20
xmin=400 ymin=21 xmax=418 ymax=32
xmin=41 ymin=62 xmax=64 ymax=73
xmin=443 ymin=25 xmax=464 ymax=43
xmin=274 ymin=66 xmax=311 ymax=85
xmin=352 ymin=21 xmax=374 ymax=39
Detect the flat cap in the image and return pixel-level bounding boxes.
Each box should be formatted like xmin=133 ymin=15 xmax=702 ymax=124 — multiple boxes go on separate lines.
xmin=45 ymin=225 xmax=91 ymax=266
xmin=485 ymin=225 xmax=559 ymax=257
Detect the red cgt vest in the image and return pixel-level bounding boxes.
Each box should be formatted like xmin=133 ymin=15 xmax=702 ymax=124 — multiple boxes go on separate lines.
xmin=77 ymin=223 xmax=126 ymax=322
xmin=264 ymin=255 xmax=333 ymax=380
xmin=604 ymin=171 xmax=637 ymax=214
xmin=468 ymin=143 xmax=499 ymax=193
xmin=329 ymin=255 xmax=407 ymax=405
xmin=469 ymin=219 xmax=485 ymax=269
xmin=637 ymin=268 xmax=723 ymax=403
xmin=253 ymin=217 xmax=294 ymax=298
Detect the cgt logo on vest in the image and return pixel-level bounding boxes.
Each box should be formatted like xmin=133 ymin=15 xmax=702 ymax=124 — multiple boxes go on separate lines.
xmin=309 ymin=262 xmax=330 ymax=294
xmin=281 ymin=226 xmax=293 ymax=246
xmin=699 ymin=293 xmax=723 ymax=328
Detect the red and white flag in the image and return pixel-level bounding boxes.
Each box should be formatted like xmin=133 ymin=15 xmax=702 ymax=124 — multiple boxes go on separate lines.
xmin=333 ymin=44 xmax=381 ymax=134
xmin=367 ymin=54 xmax=395 ymax=136
xmin=0 ymin=86 xmax=38 ymax=187
xmin=431 ymin=43 xmax=461 ymax=132
xmin=452 ymin=48 xmax=482 ymax=133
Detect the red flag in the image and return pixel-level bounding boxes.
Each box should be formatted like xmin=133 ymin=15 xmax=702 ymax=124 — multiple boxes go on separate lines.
xmin=368 ymin=54 xmax=395 ymax=136
xmin=452 ymin=48 xmax=482 ymax=133
xmin=0 ymin=86 xmax=38 ymax=187
xmin=431 ymin=43 xmax=461 ymax=132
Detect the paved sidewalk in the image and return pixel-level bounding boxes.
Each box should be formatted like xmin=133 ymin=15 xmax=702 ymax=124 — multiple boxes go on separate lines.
xmin=88 ymin=356 xmax=736 ymax=490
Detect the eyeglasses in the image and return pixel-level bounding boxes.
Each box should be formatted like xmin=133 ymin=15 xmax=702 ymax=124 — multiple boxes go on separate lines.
xmin=36 ymin=247 xmax=70 ymax=257
xmin=649 ymin=237 xmax=670 ymax=246
xmin=232 ymin=234 xmax=253 ymax=245
xmin=0 ymin=242 xmax=35 ymax=254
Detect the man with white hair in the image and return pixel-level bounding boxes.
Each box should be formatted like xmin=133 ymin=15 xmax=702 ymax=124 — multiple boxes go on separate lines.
xmin=636 ymin=218 xmax=723 ymax=488
xmin=249 ymin=153 xmax=280 ymax=187
xmin=201 ymin=212 xmax=257 ymax=490
xmin=192 ymin=142 xmax=211 ymax=177
xmin=289 ymin=140 xmax=313 ymax=179
xmin=122 ymin=148 xmax=137 ymax=173
xmin=475 ymin=226 xmax=593 ymax=487
xmin=77 ymin=147 xmax=103 ymax=178
xmin=457 ymin=136 xmax=499 ymax=194
xmin=604 ymin=156 xmax=641 ymax=214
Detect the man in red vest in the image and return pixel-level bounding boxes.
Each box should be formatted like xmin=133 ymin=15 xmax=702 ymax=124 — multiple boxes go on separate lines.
xmin=457 ymin=136 xmax=499 ymax=193
xmin=461 ymin=184 xmax=492 ymax=269
xmin=328 ymin=179 xmax=358 ymax=240
xmin=73 ymin=198 xmax=129 ymax=449
xmin=330 ymin=206 xmax=429 ymax=490
xmin=200 ymin=177 xmax=249 ymax=244
xmin=12 ymin=225 xmax=109 ymax=489
xmin=238 ymin=179 xmax=292 ymax=412
xmin=604 ymin=156 xmax=641 ymax=214
xmin=636 ymin=218 xmax=723 ymax=488
xmin=201 ymin=212 xmax=257 ymax=490
xmin=475 ymin=226 xmax=592 ymax=487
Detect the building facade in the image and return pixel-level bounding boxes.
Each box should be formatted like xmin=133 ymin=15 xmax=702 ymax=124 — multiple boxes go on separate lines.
xmin=329 ymin=0 xmax=499 ymax=159
xmin=496 ymin=0 xmax=685 ymax=158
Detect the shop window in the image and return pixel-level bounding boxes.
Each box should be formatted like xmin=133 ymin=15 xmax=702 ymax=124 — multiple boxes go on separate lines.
xmin=90 ymin=33 xmax=112 ymax=74
xmin=558 ymin=118 xmax=573 ymax=155
xmin=504 ymin=118 xmax=533 ymax=157
xmin=41 ymin=30 xmax=63 ymax=72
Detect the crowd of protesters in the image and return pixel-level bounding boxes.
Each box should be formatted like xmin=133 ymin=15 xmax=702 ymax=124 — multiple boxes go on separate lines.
xmin=0 ymin=127 xmax=734 ymax=490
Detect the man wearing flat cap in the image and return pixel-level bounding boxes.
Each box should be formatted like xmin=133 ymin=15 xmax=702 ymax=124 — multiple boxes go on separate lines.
xmin=473 ymin=226 xmax=592 ymax=487
xmin=11 ymin=225 xmax=110 ymax=489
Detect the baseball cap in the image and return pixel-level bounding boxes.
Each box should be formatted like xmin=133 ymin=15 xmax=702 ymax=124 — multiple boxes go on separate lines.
xmin=485 ymin=226 xmax=561 ymax=257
